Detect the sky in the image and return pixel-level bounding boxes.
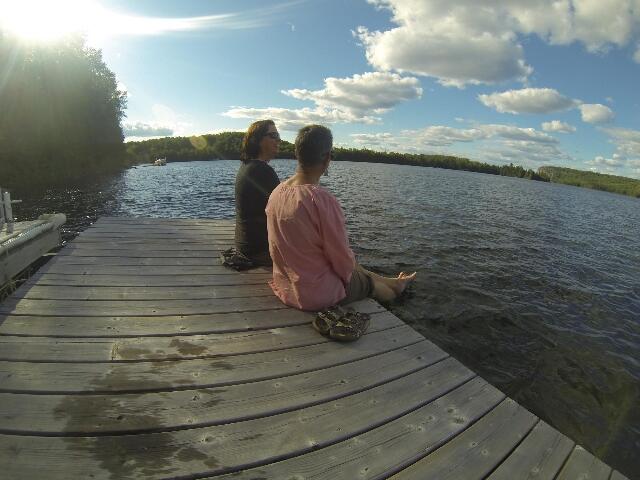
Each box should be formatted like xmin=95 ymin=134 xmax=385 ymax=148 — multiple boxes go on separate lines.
xmin=2 ymin=0 xmax=640 ymax=178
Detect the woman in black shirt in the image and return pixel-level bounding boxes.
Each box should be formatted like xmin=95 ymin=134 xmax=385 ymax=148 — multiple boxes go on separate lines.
xmin=235 ymin=120 xmax=281 ymax=265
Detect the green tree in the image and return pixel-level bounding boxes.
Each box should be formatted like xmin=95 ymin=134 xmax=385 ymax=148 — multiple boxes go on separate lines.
xmin=0 ymin=31 xmax=127 ymax=188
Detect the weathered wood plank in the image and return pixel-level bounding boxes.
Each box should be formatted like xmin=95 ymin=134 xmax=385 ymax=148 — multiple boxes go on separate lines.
xmin=0 ymin=299 xmax=385 ymax=337
xmin=0 ymin=295 xmax=284 ymax=316
xmin=36 ymin=264 xmax=244 ymax=276
xmin=0 ymin=311 xmax=402 ymax=362
xmin=0 ymin=340 xmax=448 ymax=435
xmin=389 ymin=399 xmax=538 ymax=480
xmin=0 ymin=324 xmax=424 ymax=393
xmin=213 ymin=378 xmax=504 ymax=480
xmin=95 ymin=216 xmax=233 ymax=226
xmin=13 ymin=284 xmax=273 ymax=300
xmin=0 ymin=356 xmax=473 ymax=479
xmin=88 ymin=220 xmax=234 ymax=228
xmin=85 ymin=226 xmax=235 ymax=234
xmin=610 ymin=470 xmax=631 ymax=480
xmin=556 ymin=445 xmax=612 ymax=480
xmin=77 ymin=232 xmax=235 ymax=240
xmin=56 ymin=248 xmax=227 ymax=257
xmin=70 ymin=236 xmax=233 ymax=245
xmin=48 ymin=256 xmax=228 ymax=266
xmin=487 ymin=420 xmax=575 ymax=480
xmin=25 ymin=272 xmax=272 ymax=287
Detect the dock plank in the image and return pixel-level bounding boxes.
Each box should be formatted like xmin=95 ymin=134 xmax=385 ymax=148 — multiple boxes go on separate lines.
xmin=55 ymin=248 xmax=227 ymax=257
xmin=0 ymin=311 xmax=402 ymax=362
xmin=389 ymin=399 xmax=538 ymax=480
xmin=13 ymin=283 xmax=274 ymax=300
xmin=36 ymin=264 xmax=247 ymax=275
xmin=0 ymin=340 xmax=448 ymax=435
xmin=0 ymin=296 xmax=285 ymax=316
xmin=95 ymin=216 xmax=234 ymax=226
xmin=24 ymin=272 xmax=272 ymax=287
xmin=46 ymin=256 xmax=229 ymax=266
xmin=487 ymin=420 xmax=575 ymax=480
xmin=556 ymin=445 xmax=612 ymax=480
xmin=0 ymin=325 xmax=424 ymax=393
xmin=0 ymin=357 xmax=474 ymax=479
xmin=76 ymin=232 xmax=235 ymax=240
xmin=213 ymin=377 xmax=503 ymax=480
xmin=0 ymin=299 xmax=384 ymax=337
xmin=84 ymin=227 xmax=235 ymax=235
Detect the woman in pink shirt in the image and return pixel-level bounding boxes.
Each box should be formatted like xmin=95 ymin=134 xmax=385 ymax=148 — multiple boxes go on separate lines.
xmin=266 ymin=124 xmax=416 ymax=311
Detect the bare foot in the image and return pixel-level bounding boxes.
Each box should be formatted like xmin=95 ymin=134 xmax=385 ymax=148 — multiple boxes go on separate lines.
xmin=393 ymin=271 xmax=416 ymax=296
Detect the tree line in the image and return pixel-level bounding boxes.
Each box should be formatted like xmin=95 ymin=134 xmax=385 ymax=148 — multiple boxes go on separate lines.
xmin=538 ymin=167 xmax=640 ymax=198
xmin=0 ymin=32 xmax=127 ymax=189
xmin=125 ymin=132 xmax=548 ymax=181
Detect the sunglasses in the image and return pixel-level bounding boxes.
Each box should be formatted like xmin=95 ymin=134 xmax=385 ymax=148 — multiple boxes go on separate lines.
xmin=265 ymin=132 xmax=281 ymax=140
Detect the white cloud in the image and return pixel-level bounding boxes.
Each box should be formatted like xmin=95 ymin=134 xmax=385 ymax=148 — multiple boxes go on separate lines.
xmin=586 ymin=154 xmax=624 ymax=167
xmin=481 ymin=124 xmax=558 ymax=143
xmin=351 ymin=132 xmax=405 ymax=151
xmin=579 ymin=103 xmax=615 ymax=123
xmin=123 ymin=122 xmax=173 ymax=137
xmin=357 ymin=0 xmax=640 ymax=87
xmin=635 ymin=46 xmax=640 ymax=63
xmin=602 ymin=127 xmax=640 ymax=158
xmin=478 ymin=89 xmax=616 ymax=126
xmin=223 ymin=106 xmax=379 ymax=131
xmin=512 ymin=0 xmax=639 ymax=52
xmin=350 ymin=122 xmax=567 ymax=166
xmin=355 ymin=24 xmax=532 ymax=88
xmin=124 ymin=103 xmax=192 ymax=140
xmin=541 ymin=120 xmax=576 ymax=133
xmin=484 ymin=140 xmax=570 ymax=165
xmin=408 ymin=126 xmax=488 ymax=146
xmin=283 ymin=72 xmax=422 ymax=115
xmin=478 ymin=88 xmax=576 ymax=114
xmin=224 ymin=71 xmax=420 ymax=129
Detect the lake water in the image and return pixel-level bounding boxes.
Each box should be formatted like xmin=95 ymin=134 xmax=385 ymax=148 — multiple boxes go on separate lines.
xmin=13 ymin=159 xmax=640 ymax=477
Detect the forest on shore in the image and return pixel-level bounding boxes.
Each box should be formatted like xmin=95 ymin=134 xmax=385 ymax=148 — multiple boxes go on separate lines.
xmin=538 ymin=166 xmax=640 ymax=198
xmin=0 ymin=32 xmax=127 ymax=189
xmin=125 ymin=132 xmax=548 ymax=181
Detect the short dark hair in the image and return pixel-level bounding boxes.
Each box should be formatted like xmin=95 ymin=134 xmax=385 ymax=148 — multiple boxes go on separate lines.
xmin=241 ymin=119 xmax=275 ymax=162
xmin=295 ymin=124 xmax=333 ymax=168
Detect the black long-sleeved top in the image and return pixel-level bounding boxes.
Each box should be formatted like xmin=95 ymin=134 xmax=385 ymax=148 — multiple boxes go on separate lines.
xmin=234 ymin=160 xmax=280 ymax=258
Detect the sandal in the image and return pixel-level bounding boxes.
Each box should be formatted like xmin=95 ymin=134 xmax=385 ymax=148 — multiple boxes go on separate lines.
xmin=220 ymin=247 xmax=255 ymax=271
xmin=313 ymin=306 xmax=370 ymax=342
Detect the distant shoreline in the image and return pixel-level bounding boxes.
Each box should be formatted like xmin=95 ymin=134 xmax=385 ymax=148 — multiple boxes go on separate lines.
xmin=125 ymin=132 xmax=640 ymax=199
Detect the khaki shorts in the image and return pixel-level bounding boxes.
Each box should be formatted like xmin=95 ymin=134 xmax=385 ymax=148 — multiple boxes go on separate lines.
xmin=339 ymin=264 xmax=373 ymax=305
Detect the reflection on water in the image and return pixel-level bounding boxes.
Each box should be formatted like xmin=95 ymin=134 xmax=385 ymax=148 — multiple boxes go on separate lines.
xmin=12 ymin=159 xmax=640 ymax=478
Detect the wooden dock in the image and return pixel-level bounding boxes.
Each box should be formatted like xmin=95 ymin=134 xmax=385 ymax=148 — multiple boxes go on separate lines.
xmin=0 ymin=217 xmax=629 ymax=479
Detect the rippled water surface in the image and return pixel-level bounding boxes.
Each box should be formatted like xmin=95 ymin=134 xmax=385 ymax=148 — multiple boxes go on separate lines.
xmin=13 ymin=160 xmax=640 ymax=477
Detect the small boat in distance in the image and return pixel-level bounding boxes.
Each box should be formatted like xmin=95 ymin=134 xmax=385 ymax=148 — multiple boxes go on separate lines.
xmin=154 ymin=157 xmax=167 ymax=166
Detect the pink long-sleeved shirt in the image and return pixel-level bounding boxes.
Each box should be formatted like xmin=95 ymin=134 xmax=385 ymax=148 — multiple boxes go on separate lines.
xmin=266 ymin=183 xmax=355 ymax=311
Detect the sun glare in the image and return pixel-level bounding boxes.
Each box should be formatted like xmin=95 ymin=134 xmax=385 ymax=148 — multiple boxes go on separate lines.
xmin=0 ymin=0 xmax=101 ymax=43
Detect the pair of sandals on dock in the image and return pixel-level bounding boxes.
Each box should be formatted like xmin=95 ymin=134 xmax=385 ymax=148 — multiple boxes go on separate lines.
xmin=221 ymin=248 xmax=370 ymax=342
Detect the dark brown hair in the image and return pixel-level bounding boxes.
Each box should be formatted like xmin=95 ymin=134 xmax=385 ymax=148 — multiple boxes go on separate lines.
xmin=240 ymin=119 xmax=275 ymax=162
xmin=295 ymin=124 xmax=333 ymax=169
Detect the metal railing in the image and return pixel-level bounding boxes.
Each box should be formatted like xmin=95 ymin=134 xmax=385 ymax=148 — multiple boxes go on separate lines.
xmin=0 ymin=187 xmax=22 ymax=231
